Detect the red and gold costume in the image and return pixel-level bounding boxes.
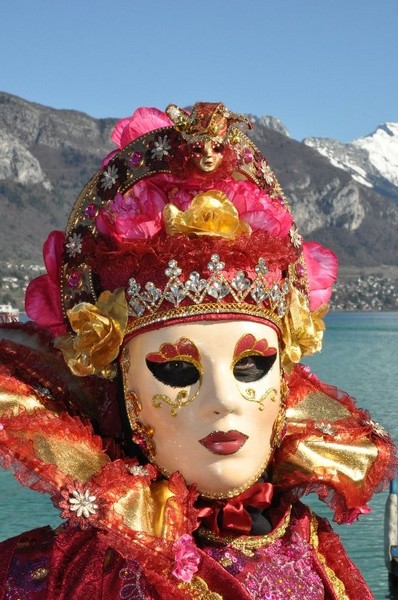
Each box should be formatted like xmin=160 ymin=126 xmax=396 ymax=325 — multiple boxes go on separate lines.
xmin=0 ymin=102 xmax=395 ymax=599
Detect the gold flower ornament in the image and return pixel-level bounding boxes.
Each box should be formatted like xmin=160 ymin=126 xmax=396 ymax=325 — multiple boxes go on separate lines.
xmin=164 ymin=191 xmax=251 ymax=239
xmin=55 ymin=289 xmax=128 ymax=378
xmin=281 ymin=287 xmax=329 ymax=371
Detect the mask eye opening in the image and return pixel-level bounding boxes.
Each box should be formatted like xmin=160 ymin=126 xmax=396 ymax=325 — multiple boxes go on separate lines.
xmin=233 ymin=354 xmax=277 ymax=383
xmin=146 ymin=359 xmax=200 ymax=388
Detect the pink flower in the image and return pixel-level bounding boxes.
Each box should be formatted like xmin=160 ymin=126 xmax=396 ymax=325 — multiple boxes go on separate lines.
xmin=218 ymin=179 xmax=293 ymax=236
xmin=172 ymin=534 xmax=201 ymax=583
xmin=25 ymin=230 xmax=67 ymax=336
xmin=150 ymin=175 xmax=215 ymax=211
xmin=112 ymin=107 xmax=173 ymax=149
xmin=96 ymin=181 xmax=167 ymax=241
xmin=167 ymin=185 xmax=198 ymax=211
xmin=303 ymin=241 xmax=339 ymax=310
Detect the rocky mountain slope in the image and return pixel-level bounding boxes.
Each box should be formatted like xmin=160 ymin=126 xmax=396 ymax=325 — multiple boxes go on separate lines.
xmin=1 ymin=92 xmax=397 ymax=272
xmin=249 ymin=121 xmax=398 ymax=267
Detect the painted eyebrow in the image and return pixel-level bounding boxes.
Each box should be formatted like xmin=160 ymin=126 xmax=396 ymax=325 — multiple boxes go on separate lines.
xmin=145 ymin=337 xmax=201 ymax=365
xmin=232 ymin=333 xmax=277 ymax=364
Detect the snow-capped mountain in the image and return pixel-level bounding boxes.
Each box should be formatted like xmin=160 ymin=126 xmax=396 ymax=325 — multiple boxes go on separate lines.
xmin=303 ymin=123 xmax=398 ymax=198
xmin=1 ymin=91 xmax=398 ymax=270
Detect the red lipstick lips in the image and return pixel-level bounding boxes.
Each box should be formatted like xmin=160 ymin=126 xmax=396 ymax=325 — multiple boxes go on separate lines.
xmin=199 ymin=430 xmax=248 ymax=455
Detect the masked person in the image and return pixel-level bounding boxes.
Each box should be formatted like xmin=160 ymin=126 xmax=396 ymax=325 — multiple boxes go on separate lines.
xmin=0 ymin=102 xmax=395 ymax=599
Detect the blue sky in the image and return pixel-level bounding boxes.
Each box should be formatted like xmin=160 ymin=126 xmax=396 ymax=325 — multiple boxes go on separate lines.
xmin=2 ymin=0 xmax=397 ymax=142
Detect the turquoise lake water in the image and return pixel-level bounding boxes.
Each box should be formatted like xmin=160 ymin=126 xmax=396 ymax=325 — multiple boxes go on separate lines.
xmin=0 ymin=311 xmax=397 ymax=598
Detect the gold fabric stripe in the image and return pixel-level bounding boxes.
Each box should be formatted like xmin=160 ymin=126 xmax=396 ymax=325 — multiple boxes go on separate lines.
xmin=114 ymin=484 xmax=156 ymax=535
xmin=286 ymin=391 xmax=350 ymax=422
xmin=34 ymin=435 xmax=109 ymax=482
xmin=150 ymin=479 xmax=177 ymax=538
xmin=293 ymin=438 xmax=377 ymax=483
xmin=114 ymin=479 xmax=183 ymax=539
xmin=0 ymin=390 xmax=44 ymax=416
xmin=274 ymin=390 xmax=379 ymax=488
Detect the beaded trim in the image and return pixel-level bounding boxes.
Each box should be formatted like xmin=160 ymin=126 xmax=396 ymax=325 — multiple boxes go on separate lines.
xmin=197 ymin=506 xmax=291 ymax=556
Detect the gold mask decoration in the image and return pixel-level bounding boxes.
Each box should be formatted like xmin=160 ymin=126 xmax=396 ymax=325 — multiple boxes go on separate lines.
xmin=240 ymin=387 xmax=278 ymax=411
xmin=120 ymin=348 xmax=156 ymax=460
xmin=270 ymin=376 xmax=289 ymax=450
xmin=152 ymin=390 xmax=198 ymax=417
xmin=232 ymin=333 xmax=279 ymax=410
xmin=146 ymin=338 xmax=203 ymax=417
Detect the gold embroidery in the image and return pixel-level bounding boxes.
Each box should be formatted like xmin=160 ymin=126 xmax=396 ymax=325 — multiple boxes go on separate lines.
xmin=310 ymin=513 xmax=349 ymax=599
xmin=30 ymin=567 xmax=49 ymax=581
xmin=190 ymin=445 xmax=275 ymax=500
xmin=154 ymin=444 xmax=273 ymax=500
xmin=153 ymin=389 xmax=184 ymax=415
xmin=270 ymin=402 xmax=286 ymax=450
xmin=231 ymin=334 xmax=277 ymax=366
xmin=178 ymin=575 xmax=223 ymax=599
xmin=125 ymin=389 xmax=142 ymax=415
xmin=197 ymin=506 xmax=291 ymax=557
xmin=145 ymin=338 xmax=202 ymax=369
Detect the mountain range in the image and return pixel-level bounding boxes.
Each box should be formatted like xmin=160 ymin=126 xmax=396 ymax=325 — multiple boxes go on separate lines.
xmin=303 ymin=123 xmax=398 ymax=201
xmin=1 ymin=92 xmax=397 ymax=275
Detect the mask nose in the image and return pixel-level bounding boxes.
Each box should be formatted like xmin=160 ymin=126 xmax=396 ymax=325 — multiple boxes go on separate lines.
xmin=197 ymin=361 xmax=241 ymax=418
xmin=202 ymin=141 xmax=213 ymax=158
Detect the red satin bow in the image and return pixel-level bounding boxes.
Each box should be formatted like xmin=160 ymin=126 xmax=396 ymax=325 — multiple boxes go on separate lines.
xmin=196 ymin=481 xmax=274 ymax=536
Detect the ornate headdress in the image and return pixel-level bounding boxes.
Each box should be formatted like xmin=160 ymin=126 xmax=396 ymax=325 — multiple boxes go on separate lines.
xmin=26 ymin=102 xmax=338 ymax=379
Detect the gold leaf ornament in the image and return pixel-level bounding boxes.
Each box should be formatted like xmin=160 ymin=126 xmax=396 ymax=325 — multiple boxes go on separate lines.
xmin=55 ymin=289 xmax=128 ymax=378
xmin=164 ymin=191 xmax=251 ymax=239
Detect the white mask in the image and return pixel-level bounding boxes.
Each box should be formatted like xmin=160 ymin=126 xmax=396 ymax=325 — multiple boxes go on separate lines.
xmin=125 ymin=320 xmax=281 ymax=497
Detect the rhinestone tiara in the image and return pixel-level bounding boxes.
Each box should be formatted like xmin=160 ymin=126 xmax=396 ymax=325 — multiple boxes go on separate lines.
xmin=125 ymin=253 xmax=290 ymax=334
